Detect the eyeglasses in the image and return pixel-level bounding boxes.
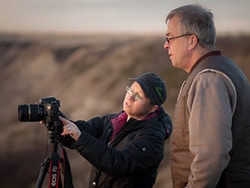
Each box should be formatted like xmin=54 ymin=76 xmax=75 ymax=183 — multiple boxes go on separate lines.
xmin=165 ymin=33 xmax=193 ymax=43
xmin=126 ymin=86 xmax=145 ymax=101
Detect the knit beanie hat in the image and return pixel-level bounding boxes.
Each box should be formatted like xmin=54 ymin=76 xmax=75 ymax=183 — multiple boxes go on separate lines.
xmin=129 ymin=72 xmax=167 ymax=105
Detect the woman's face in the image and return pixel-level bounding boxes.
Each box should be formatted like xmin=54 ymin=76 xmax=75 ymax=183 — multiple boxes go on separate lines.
xmin=123 ymin=82 xmax=157 ymax=120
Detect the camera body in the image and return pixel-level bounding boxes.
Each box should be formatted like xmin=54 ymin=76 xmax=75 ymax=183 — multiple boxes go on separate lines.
xmin=18 ymin=97 xmax=60 ymax=123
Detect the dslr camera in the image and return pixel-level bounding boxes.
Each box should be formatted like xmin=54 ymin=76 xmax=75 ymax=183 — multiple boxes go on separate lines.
xmin=18 ymin=97 xmax=63 ymax=140
xmin=18 ymin=97 xmax=61 ymax=123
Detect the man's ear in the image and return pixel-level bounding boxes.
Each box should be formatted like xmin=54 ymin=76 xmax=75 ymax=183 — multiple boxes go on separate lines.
xmin=188 ymin=34 xmax=199 ymax=50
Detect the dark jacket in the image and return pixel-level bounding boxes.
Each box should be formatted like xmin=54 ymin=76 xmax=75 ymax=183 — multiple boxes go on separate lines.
xmin=61 ymin=107 xmax=172 ymax=188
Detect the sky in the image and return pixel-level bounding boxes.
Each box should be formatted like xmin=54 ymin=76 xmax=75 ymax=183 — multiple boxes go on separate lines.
xmin=0 ymin=0 xmax=250 ymax=34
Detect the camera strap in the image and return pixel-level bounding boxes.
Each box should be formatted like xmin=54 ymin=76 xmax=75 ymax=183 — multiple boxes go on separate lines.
xmin=60 ymin=144 xmax=74 ymax=188
xmin=48 ymin=144 xmax=74 ymax=188
xmin=49 ymin=151 xmax=62 ymax=188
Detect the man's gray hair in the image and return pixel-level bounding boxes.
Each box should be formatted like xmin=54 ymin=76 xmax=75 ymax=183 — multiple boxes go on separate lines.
xmin=166 ymin=4 xmax=216 ymax=49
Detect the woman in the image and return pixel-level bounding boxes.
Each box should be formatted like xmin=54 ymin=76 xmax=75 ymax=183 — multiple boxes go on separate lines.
xmin=59 ymin=72 xmax=172 ymax=188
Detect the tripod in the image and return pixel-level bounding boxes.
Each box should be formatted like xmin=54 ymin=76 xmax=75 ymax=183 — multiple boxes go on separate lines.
xmin=35 ymin=121 xmax=74 ymax=188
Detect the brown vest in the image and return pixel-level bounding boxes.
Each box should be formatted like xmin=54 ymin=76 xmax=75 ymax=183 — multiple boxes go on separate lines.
xmin=170 ymin=53 xmax=250 ymax=188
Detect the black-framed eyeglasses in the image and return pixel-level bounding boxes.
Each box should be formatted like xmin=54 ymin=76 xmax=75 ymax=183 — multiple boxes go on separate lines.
xmin=165 ymin=33 xmax=193 ymax=43
xmin=126 ymin=86 xmax=145 ymax=101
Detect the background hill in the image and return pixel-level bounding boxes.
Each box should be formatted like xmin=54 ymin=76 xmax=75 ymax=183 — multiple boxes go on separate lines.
xmin=0 ymin=33 xmax=249 ymax=188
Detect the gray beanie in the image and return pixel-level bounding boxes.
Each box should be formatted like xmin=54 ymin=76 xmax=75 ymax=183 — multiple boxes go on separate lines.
xmin=129 ymin=72 xmax=167 ymax=105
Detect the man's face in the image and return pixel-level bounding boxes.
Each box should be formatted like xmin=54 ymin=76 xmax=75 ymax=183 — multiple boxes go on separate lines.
xmin=163 ymin=16 xmax=191 ymax=72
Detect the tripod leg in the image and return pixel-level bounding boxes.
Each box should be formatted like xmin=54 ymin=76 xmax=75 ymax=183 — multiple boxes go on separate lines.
xmin=35 ymin=158 xmax=50 ymax=188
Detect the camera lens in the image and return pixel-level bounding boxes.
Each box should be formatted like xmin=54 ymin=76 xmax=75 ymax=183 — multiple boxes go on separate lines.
xmin=18 ymin=104 xmax=44 ymax=122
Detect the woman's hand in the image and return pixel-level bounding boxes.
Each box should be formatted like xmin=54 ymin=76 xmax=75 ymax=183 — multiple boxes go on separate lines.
xmin=59 ymin=116 xmax=81 ymax=141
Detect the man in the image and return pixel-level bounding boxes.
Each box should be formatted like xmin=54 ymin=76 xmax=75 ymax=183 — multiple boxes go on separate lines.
xmin=164 ymin=4 xmax=250 ymax=188
xmin=59 ymin=72 xmax=172 ymax=188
